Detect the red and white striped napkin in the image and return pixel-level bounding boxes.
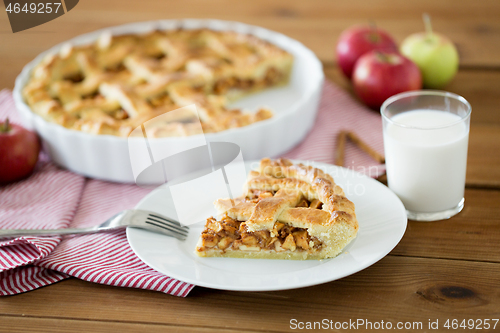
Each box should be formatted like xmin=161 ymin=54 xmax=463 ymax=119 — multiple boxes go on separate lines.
xmin=36 ymin=181 xmax=193 ymax=296
xmin=0 ymin=81 xmax=384 ymax=296
xmin=0 ymin=161 xmax=84 ymax=294
xmin=0 ymin=92 xmax=85 ymax=295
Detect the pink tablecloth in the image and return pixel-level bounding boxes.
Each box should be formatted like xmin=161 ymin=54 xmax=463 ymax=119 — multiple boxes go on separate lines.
xmin=0 ymin=80 xmax=384 ymax=296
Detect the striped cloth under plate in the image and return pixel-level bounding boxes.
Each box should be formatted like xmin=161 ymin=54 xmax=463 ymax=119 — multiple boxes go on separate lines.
xmin=0 ymin=80 xmax=384 ymax=296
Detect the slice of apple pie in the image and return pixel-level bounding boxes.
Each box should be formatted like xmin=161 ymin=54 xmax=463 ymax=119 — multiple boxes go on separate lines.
xmin=195 ymin=158 xmax=359 ymax=260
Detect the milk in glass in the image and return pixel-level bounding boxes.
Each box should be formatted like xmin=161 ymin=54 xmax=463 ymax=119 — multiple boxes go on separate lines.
xmin=384 ymin=110 xmax=469 ymax=213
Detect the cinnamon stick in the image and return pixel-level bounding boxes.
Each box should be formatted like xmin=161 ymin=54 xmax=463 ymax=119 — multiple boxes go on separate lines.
xmin=335 ymin=130 xmax=385 ymax=167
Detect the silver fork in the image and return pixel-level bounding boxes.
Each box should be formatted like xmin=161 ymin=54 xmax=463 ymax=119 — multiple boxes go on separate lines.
xmin=0 ymin=209 xmax=189 ymax=240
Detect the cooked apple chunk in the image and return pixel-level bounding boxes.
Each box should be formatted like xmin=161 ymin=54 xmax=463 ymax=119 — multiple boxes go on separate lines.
xmin=195 ymin=158 xmax=359 ymax=260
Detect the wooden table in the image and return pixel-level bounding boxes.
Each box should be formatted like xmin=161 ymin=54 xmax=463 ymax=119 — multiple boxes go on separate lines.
xmin=1 ymin=1 xmax=499 ymax=331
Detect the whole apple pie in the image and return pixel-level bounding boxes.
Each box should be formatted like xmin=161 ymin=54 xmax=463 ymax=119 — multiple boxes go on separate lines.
xmin=196 ymin=158 xmax=359 ymax=260
xmin=22 ymin=29 xmax=293 ymax=137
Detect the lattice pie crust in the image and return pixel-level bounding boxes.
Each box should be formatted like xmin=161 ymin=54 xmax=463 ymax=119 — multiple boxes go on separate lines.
xmin=22 ymin=29 xmax=293 ymax=137
xmin=196 ymin=158 xmax=359 ymax=260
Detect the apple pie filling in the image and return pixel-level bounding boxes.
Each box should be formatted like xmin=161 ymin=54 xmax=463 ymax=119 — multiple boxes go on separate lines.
xmin=197 ymin=191 xmax=325 ymax=254
xmin=197 ymin=215 xmax=323 ymax=254
xmin=22 ymin=29 xmax=293 ymax=137
xmin=196 ymin=158 xmax=359 ymax=260
xmin=212 ymin=67 xmax=284 ymax=95
xmin=247 ymin=189 xmax=323 ymax=209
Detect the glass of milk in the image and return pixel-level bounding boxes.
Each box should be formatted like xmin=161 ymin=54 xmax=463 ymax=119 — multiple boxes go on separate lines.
xmin=381 ymin=91 xmax=471 ymax=221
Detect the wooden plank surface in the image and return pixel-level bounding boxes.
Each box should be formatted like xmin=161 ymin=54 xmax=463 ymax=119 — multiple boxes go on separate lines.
xmin=392 ymin=188 xmax=500 ymax=262
xmin=1 ymin=0 xmax=500 ymax=90
xmin=0 ymin=317 xmax=253 ymax=333
xmin=1 ymin=256 xmax=500 ymax=332
xmin=466 ymin=125 xmax=500 ymax=188
xmin=1 ymin=0 xmax=500 ymax=332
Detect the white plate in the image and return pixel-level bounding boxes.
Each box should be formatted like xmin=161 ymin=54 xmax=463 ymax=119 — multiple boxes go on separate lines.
xmin=127 ymin=161 xmax=407 ymax=291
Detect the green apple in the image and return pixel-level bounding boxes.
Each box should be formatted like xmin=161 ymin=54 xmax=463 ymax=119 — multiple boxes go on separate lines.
xmin=400 ymin=14 xmax=459 ymax=88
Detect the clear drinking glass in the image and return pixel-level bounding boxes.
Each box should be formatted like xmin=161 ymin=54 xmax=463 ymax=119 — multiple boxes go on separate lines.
xmin=381 ymin=91 xmax=471 ymax=221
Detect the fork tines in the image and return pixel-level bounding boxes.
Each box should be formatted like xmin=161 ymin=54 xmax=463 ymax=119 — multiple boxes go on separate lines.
xmin=146 ymin=214 xmax=189 ymax=237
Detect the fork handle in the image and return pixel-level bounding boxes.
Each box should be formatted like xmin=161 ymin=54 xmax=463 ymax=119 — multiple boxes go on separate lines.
xmin=0 ymin=226 xmax=118 ymax=238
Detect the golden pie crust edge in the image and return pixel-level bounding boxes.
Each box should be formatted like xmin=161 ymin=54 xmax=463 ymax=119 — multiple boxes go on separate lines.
xmin=21 ymin=29 xmax=293 ymax=137
xmin=195 ymin=158 xmax=359 ymax=260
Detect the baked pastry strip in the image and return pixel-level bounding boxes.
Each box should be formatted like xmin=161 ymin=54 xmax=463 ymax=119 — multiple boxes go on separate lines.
xmin=196 ymin=158 xmax=359 ymax=260
xmin=22 ymin=29 xmax=293 ymax=137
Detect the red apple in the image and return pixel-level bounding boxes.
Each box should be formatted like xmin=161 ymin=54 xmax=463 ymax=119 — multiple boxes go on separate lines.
xmin=352 ymin=51 xmax=422 ymax=109
xmin=0 ymin=118 xmax=41 ymax=184
xmin=336 ymin=25 xmax=398 ymax=79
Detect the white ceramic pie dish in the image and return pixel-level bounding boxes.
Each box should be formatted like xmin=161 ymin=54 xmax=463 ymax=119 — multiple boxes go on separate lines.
xmin=13 ymin=19 xmax=324 ymax=183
